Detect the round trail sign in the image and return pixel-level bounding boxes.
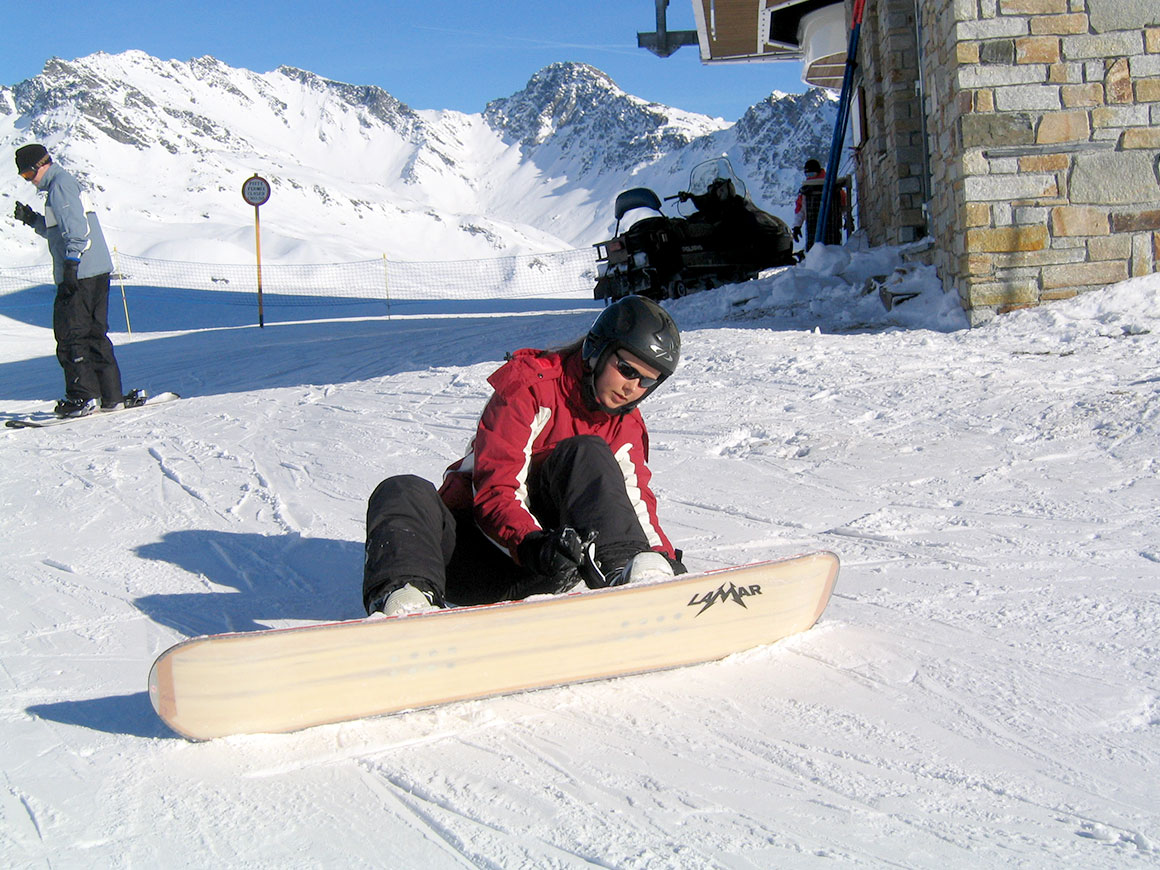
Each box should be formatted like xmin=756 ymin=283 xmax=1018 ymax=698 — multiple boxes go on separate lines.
xmin=242 ymin=175 xmax=271 ymax=207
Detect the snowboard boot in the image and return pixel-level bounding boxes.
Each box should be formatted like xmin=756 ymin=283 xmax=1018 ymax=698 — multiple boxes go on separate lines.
xmin=371 ymin=583 xmax=440 ymax=618
xmin=54 ymin=397 xmax=98 ymax=418
xmin=602 ymin=551 xmax=675 ymax=587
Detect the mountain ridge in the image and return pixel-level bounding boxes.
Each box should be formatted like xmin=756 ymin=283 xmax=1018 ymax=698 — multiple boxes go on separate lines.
xmin=0 ymin=52 xmax=836 ymax=265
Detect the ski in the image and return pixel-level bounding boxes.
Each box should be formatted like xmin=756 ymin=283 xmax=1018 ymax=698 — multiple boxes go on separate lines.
xmin=149 ymin=551 xmax=839 ymax=740
xmin=5 ymin=391 xmax=180 ymax=428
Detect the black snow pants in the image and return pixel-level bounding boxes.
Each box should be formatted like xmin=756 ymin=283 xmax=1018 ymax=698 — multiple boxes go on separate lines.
xmin=54 ymin=272 xmax=123 ymax=403
xmin=363 ymin=435 xmax=654 ymax=612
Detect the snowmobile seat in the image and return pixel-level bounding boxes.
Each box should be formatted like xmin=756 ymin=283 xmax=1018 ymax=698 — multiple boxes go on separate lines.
xmin=614 ymin=187 xmax=663 ymax=222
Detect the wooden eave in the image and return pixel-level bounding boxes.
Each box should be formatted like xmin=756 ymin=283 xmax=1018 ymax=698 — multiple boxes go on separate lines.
xmin=691 ymin=0 xmax=838 ymax=64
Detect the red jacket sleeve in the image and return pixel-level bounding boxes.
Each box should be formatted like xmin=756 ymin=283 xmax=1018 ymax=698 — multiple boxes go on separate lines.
xmin=469 ymin=385 xmax=549 ymax=558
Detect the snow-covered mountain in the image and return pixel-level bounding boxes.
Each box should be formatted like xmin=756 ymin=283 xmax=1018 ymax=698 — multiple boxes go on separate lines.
xmin=0 ymin=51 xmax=835 ymax=265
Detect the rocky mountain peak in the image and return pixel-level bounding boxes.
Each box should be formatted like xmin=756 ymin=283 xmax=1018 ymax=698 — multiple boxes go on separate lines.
xmin=483 ymin=61 xmax=630 ymax=146
xmin=275 ymin=66 xmax=422 ymax=137
xmin=483 ymin=60 xmax=730 ymax=179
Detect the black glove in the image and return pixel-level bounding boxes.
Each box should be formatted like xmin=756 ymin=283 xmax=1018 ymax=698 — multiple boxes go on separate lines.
xmin=62 ymin=258 xmax=80 ymax=290
xmin=14 ymin=201 xmax=39 ymax=226
xmin=518 ymin=527 xmax=601 ymax=593
xmin=792 ymin=225 xmax=802 ymax=242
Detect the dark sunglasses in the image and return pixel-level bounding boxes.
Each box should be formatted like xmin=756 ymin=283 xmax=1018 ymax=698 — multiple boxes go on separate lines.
xmin=612 ymin=352 xmax=659 ymax=389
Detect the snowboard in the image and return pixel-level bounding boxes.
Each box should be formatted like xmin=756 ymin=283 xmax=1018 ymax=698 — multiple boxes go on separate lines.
xmin=5 ymin=391 xmax=180 ymax=428
xmin=149 ymin=551 xmax=839 ymax=740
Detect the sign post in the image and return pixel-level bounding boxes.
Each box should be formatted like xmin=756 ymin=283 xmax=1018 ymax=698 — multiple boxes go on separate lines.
xmin=241 ymin=174 xmax=272 ymax=327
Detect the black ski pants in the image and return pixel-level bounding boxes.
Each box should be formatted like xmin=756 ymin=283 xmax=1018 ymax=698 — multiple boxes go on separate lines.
xmin=54 ymin=272 xmax=123 ymax=403
xmin=363 ymin=435 xmax=653 ymax=612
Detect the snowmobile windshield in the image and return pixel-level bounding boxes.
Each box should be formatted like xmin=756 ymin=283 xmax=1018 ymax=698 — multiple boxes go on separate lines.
xmin=687 ymin=158 xmax=747 ymax=199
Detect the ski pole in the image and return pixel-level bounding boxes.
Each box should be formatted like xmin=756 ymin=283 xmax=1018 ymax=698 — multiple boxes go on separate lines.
xmin=816 ymin=0 xmax=866 ymax=248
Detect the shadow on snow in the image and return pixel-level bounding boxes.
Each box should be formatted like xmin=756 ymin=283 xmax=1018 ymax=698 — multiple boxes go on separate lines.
xmin=133 ymin=529 xmax=366 ymax=635
xmin=27 ymin=692 xmax=175 ymax=740
xmin=0 ymin=284 xmax=601 ymax=403
xmin=28 ymin=529 xmax=366 ymax=740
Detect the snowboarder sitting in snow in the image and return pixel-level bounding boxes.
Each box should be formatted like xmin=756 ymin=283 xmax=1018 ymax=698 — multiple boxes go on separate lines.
xmin=363 ymin=295 xmax=686 ymax=617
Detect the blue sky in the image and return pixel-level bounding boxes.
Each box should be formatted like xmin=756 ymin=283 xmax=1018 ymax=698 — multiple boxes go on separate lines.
xmin=1 ymin=0 xmax=810 ymax=121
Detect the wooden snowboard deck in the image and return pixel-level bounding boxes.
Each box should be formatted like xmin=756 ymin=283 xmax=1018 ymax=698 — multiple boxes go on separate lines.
xmin=150 ymin=551 xmax=839 ymax=739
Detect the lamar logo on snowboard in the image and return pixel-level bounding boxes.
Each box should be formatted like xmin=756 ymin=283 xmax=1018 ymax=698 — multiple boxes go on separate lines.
xmin=687 ymin=582 xmax=763 ymax=616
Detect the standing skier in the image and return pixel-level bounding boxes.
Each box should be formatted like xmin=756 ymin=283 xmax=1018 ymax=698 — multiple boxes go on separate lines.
xmin=792 ymin=159 xmax=826 ymax=250
xmin=12 ymin=144 xmax=135 ymax=417
xmin=364 ymin=295 xmax=686 ymax=616
xmin=792 ymin=158 xmax=851 ymax=251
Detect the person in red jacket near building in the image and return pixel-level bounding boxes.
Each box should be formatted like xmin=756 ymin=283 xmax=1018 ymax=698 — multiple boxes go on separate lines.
xmin=363 ymin=295 xmax=685 ymax=617
xmin=792 ymin=158 xmax=825 ymax=247
xmin=793 ymin=157 xmax=851 ymax=250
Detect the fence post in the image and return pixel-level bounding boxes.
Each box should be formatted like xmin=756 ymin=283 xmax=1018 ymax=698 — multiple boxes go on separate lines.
xmin=112 ymin=247 xmax=133 ymax=337
xmin=382 ymin=254 xmax=392 ymax=320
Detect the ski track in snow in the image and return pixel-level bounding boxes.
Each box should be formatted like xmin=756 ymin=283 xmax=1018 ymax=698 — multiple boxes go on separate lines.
xmin=1 ymin=252 xmax=1158 ymax=867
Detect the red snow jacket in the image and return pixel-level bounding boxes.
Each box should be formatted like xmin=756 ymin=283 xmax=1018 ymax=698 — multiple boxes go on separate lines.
xmin=439 ymin=348 xmax=676 ymax=564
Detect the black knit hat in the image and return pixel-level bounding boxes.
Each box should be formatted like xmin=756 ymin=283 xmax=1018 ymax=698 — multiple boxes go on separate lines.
xmin=15 ymin=144 xmax=50 ymax=174
xmin=803 ymin=158 xmax=822 ymax=174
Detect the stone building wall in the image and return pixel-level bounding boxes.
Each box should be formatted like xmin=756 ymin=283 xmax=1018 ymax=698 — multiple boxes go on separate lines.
xmin=854 ymin=0 xmax=929 ymax=246
xmin=854 ymin=0 xmax=1160 ymax=324
xmin=916 ymin=0 xmax=971 ymax=305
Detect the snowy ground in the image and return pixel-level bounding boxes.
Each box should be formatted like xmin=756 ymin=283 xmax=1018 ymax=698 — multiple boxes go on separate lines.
xmin=1 ymin=248 xmax=1158 ymax=868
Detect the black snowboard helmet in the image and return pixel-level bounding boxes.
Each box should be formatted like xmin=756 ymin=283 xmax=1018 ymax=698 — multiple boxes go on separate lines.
xmin=803 ymin=158 xmax=822 ymax=174
xmin=581 ymin=296 xmax=680 ymax=413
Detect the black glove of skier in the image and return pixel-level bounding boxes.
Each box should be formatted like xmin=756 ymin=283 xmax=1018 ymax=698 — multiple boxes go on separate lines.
xmin=14 ymin=201 xmax=39 ymax=226
xmin=792 ymin=225 xmax=802 ymax=242
xmin=61 ymin=258 xmax=80 ymax=291
xmin=518 ymin=527 xmax=602 ymax=593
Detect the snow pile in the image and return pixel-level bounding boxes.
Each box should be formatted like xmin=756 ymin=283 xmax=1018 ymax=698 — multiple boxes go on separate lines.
xmin=988 ymin=274 xmax=1160 ymax=344
xmin=676 ymin=242 xmax=971 ymax=333
xmin=1 ymin=261 xmax=1158 ymax=866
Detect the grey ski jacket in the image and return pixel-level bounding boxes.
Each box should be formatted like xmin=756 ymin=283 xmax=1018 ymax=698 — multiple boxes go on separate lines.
xmin=31 ymin=163 xmax=114 ymax=282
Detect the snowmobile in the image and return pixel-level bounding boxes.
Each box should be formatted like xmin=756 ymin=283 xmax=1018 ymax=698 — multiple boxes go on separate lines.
xmin=593 ymin=158 xmax=795 ymax=302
